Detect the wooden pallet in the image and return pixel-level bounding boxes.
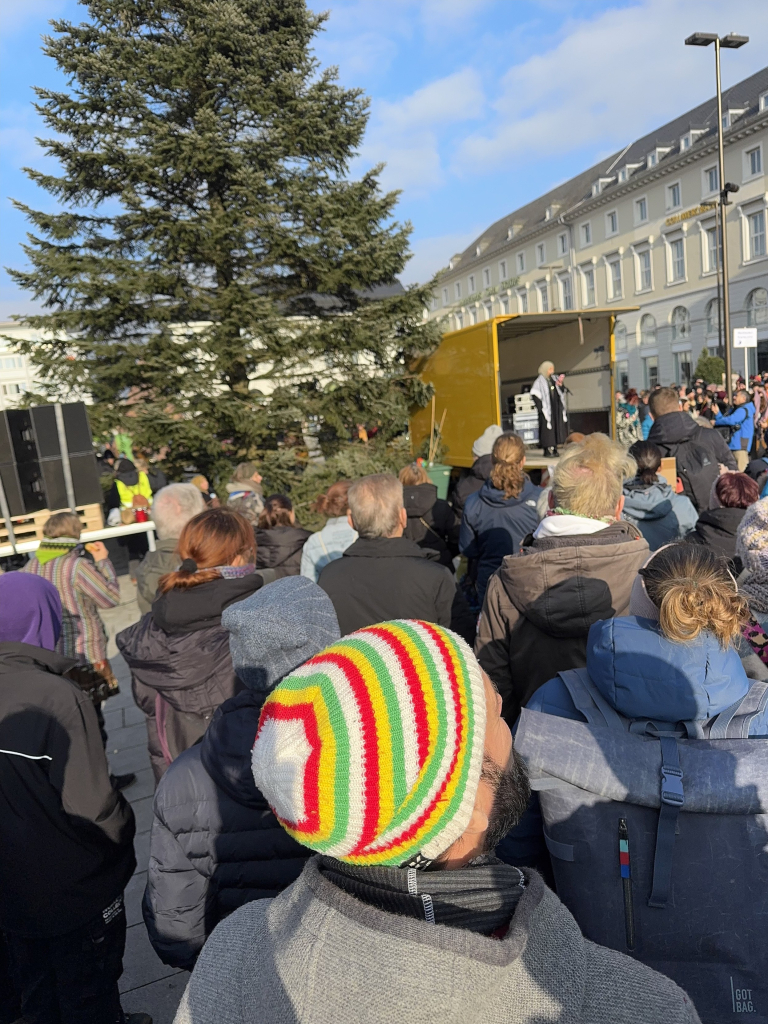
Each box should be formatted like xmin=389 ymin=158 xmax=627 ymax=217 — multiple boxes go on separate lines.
xmin=0 ymin=503 xmax=104 ymax=545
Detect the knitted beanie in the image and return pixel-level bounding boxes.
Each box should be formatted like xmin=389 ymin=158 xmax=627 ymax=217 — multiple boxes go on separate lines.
xmin=251 ymin=619 xmax=487 ymax=867
xmin=736 ymin=497 xmax=768 ymax=574
xmin=472 ymin=424 xmax=503 ymax=458
xmin=223 ymin=576 xmax=340 ymax=693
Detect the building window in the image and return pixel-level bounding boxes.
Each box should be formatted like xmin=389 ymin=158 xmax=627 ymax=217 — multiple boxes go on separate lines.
xmin=614 ymin=321 xmax=627 ymax=352
xmin=704 ymin=224 xmax=721 ymax=273
xmin=2 ymin=356 xmax=23 ymax=369
xmin=747 ymin=146 xmax=762 ymax=177
xmin=500 ymin=294 xmax=510 ymax=315
xmin=516 ymin=252 xmax=525 ymax=273
xmin=536 ymin=243 xmax=545 ymax=266
xmin=455 ymin=282 xmax=461 ymax=300
xmin=674 ymin=351 xmax=693 ymax=386
xmin=538 ymin=282 xmax=549 ymax=312
xmin=640 ymin=313 xmax=657 ymax=346
xmin=747 ymin=288 xmax=768 ymax=327
xmin=705 ymin=166 xmax=719 ymax=194
xmin=558 ymin=233 xmax=568 ymax=256
xmin=644 ymin=356 xmax=659 ymax=389
xmin=582 ymin=266 xmax=596 ymax=306
xmin=483 ymin=302 xmax=492 ymax=321
xmin=762 ymin=92 xmax=768 ymax=112
xmin=442 ymin=287 xmax=449 ymax=305
xmin=636 ymin=249 xmax=652 ymax=291
xmin=606 ymin=211 xmax=618 ymax=236
xmin=430 ymin=296 xmax=438 ymax=311
xmin=667 ymin=182 xmax=681 ymax=209
xmin=560 ymin=276 xmax=573 ymax=311
xmin=518 ymin=290 xmax=528 ymax=313
xmin=608 ymin=256 xmax=622 ymax=299
xmin=748 ymin=210 xmax=766 ymax=259
xmin=669 ymin=237 xmax=686 ymax=281
xmin=635 ymin=197 xmax=648 ymax=224
xmin=2 ymin=383 xmax=21 ymax=396
xmin=706 ymin=297 xmax=721 ymax=335
xmin=648 ymin=152 xmax=657 ymax=167
xmin=681 ymin=135 xmax=691 ymax=152
xmin=671 ymin=306 xmax=690 ymax=341
xmin=617 ymin=360 xmax=629 ymax=392
xmin=483 ymin=267 xmax=491 ymax=288
xmin=499 ymin=260 xmax=507 ymax=280
xmin=456 ymin=312 xmax=463 ymax=329
xmin=470 ymin=306 xmax=478 ymax=325
xmin=468 ymin=274 xmax=476 ymax=294
xmin=580 ymin=223 xmax=591 ymax=247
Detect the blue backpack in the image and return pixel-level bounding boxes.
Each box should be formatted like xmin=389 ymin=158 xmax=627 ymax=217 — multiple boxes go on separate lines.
xmin=516 ymin=668 xmax=768 ymax=1023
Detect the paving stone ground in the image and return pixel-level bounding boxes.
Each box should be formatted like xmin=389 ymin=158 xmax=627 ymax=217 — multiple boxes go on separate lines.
xmin=100 ymin=578 xmax=189 ymax=1024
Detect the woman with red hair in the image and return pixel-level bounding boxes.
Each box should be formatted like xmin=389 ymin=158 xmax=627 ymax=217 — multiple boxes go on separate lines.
xmin=686 ymin=471 xmax=759 ymax=573
xmin=117 ymin=508 xmax=267 ymax=780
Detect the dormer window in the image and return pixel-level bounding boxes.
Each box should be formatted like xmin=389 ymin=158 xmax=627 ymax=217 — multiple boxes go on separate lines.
xmin=591 ymin=177 xmax=615 ymax=197
xmin=680 ymin=134 xmax=691 ymax=151
xmin=722 ymin=107 xmax=747 ymax=131
xmin=545 ymin=203 xmax=561 ymax=221
xmin=647 ymin=146 xmax=672 ymax=168
xmin=475 ymin=246 xmax=481 ymax=257
xmin=761 ymin=92 xmax=768 ymax=112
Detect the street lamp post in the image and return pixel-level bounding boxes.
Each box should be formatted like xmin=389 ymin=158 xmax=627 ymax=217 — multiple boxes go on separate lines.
xmin=685 ymin=31 xmax=748 ymax=403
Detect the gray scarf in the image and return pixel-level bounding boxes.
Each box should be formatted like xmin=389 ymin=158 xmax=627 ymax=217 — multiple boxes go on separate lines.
xmin=318 ymin=855 xmax=525 ymax=935
xmin=740 ymin=570 xmax=768 ymax=616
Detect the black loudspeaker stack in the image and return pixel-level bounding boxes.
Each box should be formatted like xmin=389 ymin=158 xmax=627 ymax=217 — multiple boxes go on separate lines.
xmin=0 ymin=403 xmax=103 ymax=517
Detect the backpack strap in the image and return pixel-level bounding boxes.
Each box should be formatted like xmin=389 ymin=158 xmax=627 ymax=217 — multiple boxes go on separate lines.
xmin=648 ymin=735 xmax=684 ymax=910
xmin=557 ymin=669 xmax=624 ymax=730
xmin=708 ymin=680 xmax=768 ymax=739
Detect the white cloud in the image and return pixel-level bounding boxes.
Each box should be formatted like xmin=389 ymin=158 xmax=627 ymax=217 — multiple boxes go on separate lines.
xmin=455 ymin=0 xmax=768 ymax=174
xmin=359 ymin=68 xmax=484 ymax=193
xmin=400 ymin=226 xmax=484 ymax=284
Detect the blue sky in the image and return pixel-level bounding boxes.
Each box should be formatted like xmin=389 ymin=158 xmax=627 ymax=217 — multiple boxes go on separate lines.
xmin=2 ymin=0 xmax=767 ymax=318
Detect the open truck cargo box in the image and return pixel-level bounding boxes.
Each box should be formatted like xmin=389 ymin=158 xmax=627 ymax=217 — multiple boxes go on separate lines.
xmin=410 ymin=309 xmax=638 ymax=468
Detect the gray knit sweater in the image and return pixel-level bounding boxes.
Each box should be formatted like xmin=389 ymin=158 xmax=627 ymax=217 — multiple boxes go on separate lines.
xmin=174 ymin=859 xmax=700 ymax=1024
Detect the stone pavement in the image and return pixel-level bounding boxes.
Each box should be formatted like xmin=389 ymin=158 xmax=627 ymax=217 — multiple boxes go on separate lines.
xmin=100 ymin=578 xmax=189 ymax=1024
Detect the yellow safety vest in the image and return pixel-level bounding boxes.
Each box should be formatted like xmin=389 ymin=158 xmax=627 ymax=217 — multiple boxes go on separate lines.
xmin=115 ymin=472 xmax=153 ymax=509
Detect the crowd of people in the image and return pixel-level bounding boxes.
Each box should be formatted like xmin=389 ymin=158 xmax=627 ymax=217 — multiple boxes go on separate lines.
xmin=2 ymin=386 xmax=768 ymax=1023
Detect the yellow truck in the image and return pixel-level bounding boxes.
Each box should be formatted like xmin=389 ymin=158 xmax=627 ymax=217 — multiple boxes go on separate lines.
xmin=410 ymin=309 xmax=638 ymax=467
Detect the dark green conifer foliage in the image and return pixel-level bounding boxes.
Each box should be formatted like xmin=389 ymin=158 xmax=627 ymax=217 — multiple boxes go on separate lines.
xmin=9 ymin=0 xmax=439 ymax=477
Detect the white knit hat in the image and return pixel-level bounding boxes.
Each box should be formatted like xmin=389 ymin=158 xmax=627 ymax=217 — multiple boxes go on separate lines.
xmin=472 ymin=424 xmax=503 ymax=458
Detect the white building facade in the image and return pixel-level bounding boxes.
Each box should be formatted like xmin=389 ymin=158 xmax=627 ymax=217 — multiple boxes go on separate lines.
xmin=429 ymin=67 xmax=768 ymax=390
xmin=0 ymin=322 xmax=42 ymax=410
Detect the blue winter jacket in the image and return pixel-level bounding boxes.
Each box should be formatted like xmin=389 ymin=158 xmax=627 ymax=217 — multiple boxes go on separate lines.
xmin=496 ymin=615 xmax=768 ymax=872
xmin=459 ymin=477 xmax=542 ymax=606
xmin=525 ymin=615 xmax=767 ymax=732
xmin=715 ymin=401 xmax=755 ymax=451
xmin=621 ymin=477 xmax=698 ymax=551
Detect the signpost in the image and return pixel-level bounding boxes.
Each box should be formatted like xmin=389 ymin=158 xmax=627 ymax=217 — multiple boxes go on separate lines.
xmin=733 ymin=327 xmax=758 ymax=381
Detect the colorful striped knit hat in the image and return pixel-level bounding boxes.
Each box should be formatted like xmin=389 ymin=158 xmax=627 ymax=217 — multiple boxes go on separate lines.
xmin=251 ymin=619 xmax=487 ymax=867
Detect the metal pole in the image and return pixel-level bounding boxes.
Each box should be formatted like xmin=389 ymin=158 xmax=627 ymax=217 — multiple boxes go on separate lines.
xmin=715 ymin=202 xmax=724 ymax=362
xmin=53 ymin=404 xmax=78 ymax=513
xmin=714 ymin=38 xmax=733 ymax=403
xmin=0 ymin=473 xmax=17 ymax=555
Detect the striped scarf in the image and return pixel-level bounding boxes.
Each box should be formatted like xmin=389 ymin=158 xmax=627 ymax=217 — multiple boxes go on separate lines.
xmin=35 ymin=537 xmax=80 ymax=566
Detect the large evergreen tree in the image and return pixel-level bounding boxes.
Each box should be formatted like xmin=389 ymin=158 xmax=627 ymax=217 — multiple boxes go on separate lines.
xmin=9 ymin=0 xmax=438 ymax=477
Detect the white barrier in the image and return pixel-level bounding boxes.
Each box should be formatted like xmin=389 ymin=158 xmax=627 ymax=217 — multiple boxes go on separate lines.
xmin=0 ymin=520 xmax=157 ymax=559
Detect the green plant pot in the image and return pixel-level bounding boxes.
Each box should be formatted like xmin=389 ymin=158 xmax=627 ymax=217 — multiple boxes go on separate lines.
xmin=426 ymin=462 xmax=451 ymax=500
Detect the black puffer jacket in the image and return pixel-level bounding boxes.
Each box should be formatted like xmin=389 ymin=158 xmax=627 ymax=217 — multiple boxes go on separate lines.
xmin=255 ymin=526 xmax=312 ymax=575
xmin=402 ymin=484 xmax=459 ymax=568
xmin=117 ymin=574 xmax=266 ymax=780
xmin=451 ymin=455 xmax=493 ymax=517
xmin=686 ymin=506 xmax=747 ymax=572
xmin=143 ymin=688 xmax=311 ymax=969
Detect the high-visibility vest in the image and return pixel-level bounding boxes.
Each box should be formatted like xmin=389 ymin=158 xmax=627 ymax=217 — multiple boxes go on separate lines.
xmin=115 ymin=472 xmax=153 ymax=509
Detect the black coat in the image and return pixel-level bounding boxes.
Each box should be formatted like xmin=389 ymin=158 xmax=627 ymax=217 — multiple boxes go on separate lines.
xmin=686 ymin=506 xmax=746 ymax=572
xmin=318 ymin=536 xmax=475 ymax=644
xmin=0 ymin=643 xmax=135 ymax=937
xmin=452 ymin=455 xmax=493 ymax=517
xmin=402 ymin=484 xmax=459 ymax=568
xmin=647 ymin=412 xmax=737 ymax=510
xmin=255 ymin=525 xmax=312 ymax=575
xmin=117 ymin=574 xmax=266 ymax=777
xmin=143 ymin=689 xmax=311 ymax=969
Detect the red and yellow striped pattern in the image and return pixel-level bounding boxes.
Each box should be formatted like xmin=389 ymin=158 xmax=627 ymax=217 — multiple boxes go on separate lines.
xmin=251 ymin=620 xmax=487 ymax=866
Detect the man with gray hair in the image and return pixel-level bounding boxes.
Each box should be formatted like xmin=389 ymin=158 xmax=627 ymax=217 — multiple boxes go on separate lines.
xmin=318 ymin=474 xmax=475 ymax=642
xmin=135 ymin=484 xmax=205 ymax=614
